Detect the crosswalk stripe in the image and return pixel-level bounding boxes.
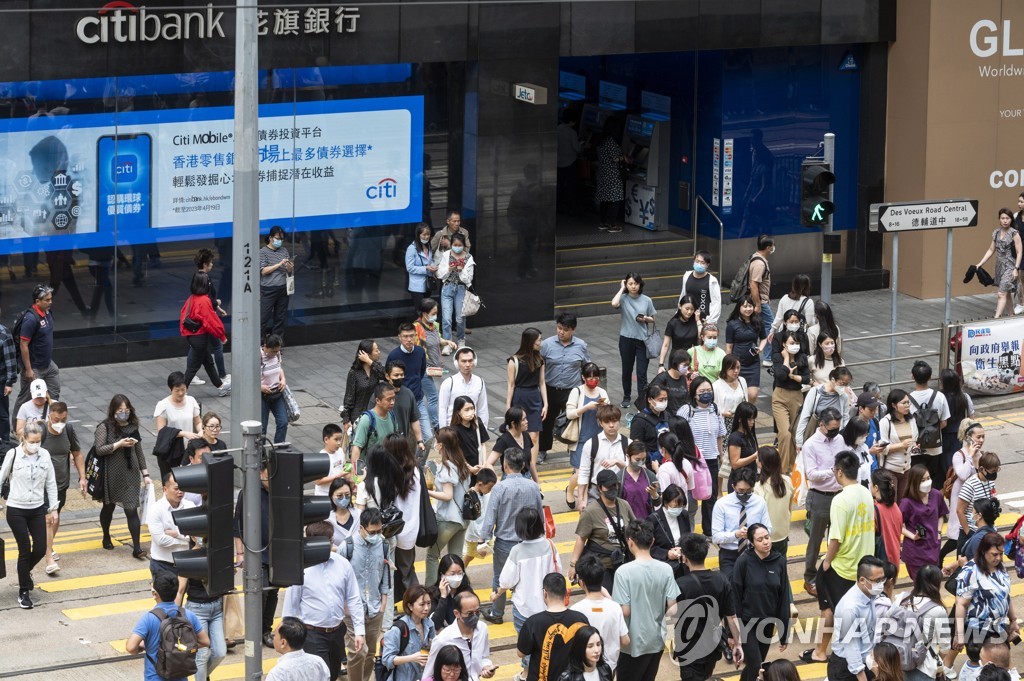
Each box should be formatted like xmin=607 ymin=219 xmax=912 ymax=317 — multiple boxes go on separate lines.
xmin=39 ymin=568 xmax=150 ymax=593
xmin=64 ymin=597 xmax=154 ymax=620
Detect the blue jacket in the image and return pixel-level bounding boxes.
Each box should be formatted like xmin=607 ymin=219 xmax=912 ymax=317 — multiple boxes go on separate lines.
xmin=405 ymin=242 xmax=433 ymax=294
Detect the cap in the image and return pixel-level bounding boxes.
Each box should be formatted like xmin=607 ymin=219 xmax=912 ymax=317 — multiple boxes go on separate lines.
xmin=595 ymin=469 xmax=619 ymax=488
xmin=30 ymin=378 xmax=47 ymax=399
xmin=856 ymin=392 xmax=881 ymax=408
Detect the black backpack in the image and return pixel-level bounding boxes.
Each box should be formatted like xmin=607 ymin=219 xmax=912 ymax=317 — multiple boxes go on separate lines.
xmin=729 ymin=255 xmax=766 ymax=303
xmin=908 ymin=390 xmax=942 ymax=450
xmin=10 ymin=308 xmax=35 ymax=369
xmin=374 ymin=620 xmax=411 ymax=681
xmin=150 ymin=607 xmax=199 ymax=679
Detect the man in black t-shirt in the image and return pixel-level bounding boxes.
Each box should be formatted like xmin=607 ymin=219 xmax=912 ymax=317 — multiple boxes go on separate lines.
xmin=673 ymin=534 xmax=744 ymax=681
xmin=517 ymin=573 xmax=589 ymax=681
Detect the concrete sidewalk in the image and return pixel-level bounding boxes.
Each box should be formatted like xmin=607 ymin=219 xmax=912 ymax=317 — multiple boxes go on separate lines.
xmin=45 ymin=286 xmax=1014 ymax=522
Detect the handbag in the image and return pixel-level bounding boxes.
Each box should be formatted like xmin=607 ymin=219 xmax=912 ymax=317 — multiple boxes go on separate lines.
xmin=644 ymin=322 xmax=661 ymax=359
xmin=182 ymin=298 xmax=202 ymax=333
xmin=554 ymin=388 xmax=582 ymax=445
xmin=461 ymin=288 xmax=483 ymax=317
xmin=84 ymin=445 xmax=105 ymax=501
xmin=461 ymin=487 xmax=482 ymax=522
xmin=282 ymin=386 xmax=301 ymax=423
xmin=0 ymin=537 xmax=5 ymax=579
xmin=543 ymin=505 xmax=557 ymax=539
xmin=416 ymin=466 xmax=439 ymax=548
xmin=223 ymin=592 xmax=245 ymax=641
xmin=370 ymin=486 xmax=406 ymax=539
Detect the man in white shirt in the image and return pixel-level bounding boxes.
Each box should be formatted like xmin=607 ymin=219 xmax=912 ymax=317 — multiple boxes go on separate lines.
xmin=710 ymin=466 xmax=771 ymax=578
xmin=908 ymin=360 xmax=950 ymax=485
xmin=570 ymin=555 xmax=629 ymax=672
xmin=575 ymin=407 xmax=629 ymax=509
xmin=438 ymin=347 xmax=489 ymax=426
xmin=425 ymin=592 xmax=497 ymax=681
xmin=267 ymin=616 xmax=330 ymax=681
xmin=282 ymin=521 xmax=365 ymax=680
xmin=147 ymin=469 xmax=194 ymax=580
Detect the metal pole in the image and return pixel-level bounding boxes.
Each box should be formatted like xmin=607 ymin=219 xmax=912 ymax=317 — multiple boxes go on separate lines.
xmin=891 ymin=232 xmax=899 ymax=385
xmin=821 ymin=132 xmax=835 ymax=303
xmin=944 ymin=227 xmax=953 ymax=328
xmin=241 ymin=421 xmax=264 ymax=680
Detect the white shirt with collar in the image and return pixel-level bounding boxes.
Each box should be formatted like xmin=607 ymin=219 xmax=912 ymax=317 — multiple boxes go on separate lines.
xmin=577 ymin=431 xmax=629 ymax=486
xmin=424 ymin=619 xmax=492 ymax=681
xmin=439 ymin=372 xmax=489 ymax=427
xmin=267 ymin=649 xmax=330 ymax=681
xmin=282 ymin=553 xmax=366 ymax=634
xmin=147 ymin=495 xmax=195 ymax=563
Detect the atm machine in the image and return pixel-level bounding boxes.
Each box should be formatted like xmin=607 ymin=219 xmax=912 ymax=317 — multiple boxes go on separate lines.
xmin=578 ymin=103 xmax=610 ymax=146
xmin=622 ymin=114 xmax=670 ymax=230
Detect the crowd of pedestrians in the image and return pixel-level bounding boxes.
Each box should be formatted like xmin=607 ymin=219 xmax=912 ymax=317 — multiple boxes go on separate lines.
xmin=0 ymin=229 xmax=1022 ymax=681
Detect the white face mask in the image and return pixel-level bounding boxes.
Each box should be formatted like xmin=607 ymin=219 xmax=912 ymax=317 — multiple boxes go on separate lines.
xmin=51 ymin=421 xmax=66 ymax=434
xmin=652 ymin=400 xmax=668 ymax=413
xmin=446 ymin=574 xmax=464 ymax=588
xmin=920 ymin=480 xmax=932 ymax=494
xmin=855 ymin=436 xmax=867 ymax=446
xmin=822 ymin=343 xmax=835 ymax=356
xmin=866 ymin=580 xmax=885 ymax=597
xmin=677 ymin=364 xmax=688 ymax=374
xmin=23 ymin=442 xmax=39 ymax=454
xmin=786 ymin=323 xmax=801 ymax=332
xmin=665 ymin=506 xmax=684 ymax=518
xmin=786 ymin=343 xmax=801 ymax=354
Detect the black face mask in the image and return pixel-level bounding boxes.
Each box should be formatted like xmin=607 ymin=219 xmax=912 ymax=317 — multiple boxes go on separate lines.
xmin=736 ymin=491 xmax=753 ymax=504
xmin=391 ymin=378 xmax=404 ymax=390
xmin=984 ymin=470 xmax=998 ymax=482
xmin=825 ymin=427 xmax=841 ymax=440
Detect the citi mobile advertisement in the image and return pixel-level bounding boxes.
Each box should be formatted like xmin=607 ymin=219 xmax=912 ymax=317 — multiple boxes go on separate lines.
xmin=0 ymin=96 xmax=423 ymax=255
xmin=959 ymin=318 xmax=1024 ymax=395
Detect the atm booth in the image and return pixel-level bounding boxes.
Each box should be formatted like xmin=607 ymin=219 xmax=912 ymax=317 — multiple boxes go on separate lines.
xmin=622 ymin=113 xmax=670 ymax=230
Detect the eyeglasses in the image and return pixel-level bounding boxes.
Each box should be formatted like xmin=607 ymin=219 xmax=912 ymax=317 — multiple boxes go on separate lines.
xmin=441 ymin=665 xmax=462 ymax=676
xmin=205 ymin=423 xmax=222 ymax=430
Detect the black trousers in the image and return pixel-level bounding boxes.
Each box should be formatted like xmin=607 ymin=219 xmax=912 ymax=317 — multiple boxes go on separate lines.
xmin=0 ymin=390 xmax=10 ymax=450
xmin=718 ymin=548 xmax=740 ymax=581
xmin=678 ymin=654 xmax=718 ymax=681
xmin=184 ymin=333 xmax=222 ymax=387
xmin=618 ymin=651 xmax=661 ymax=681
xmin=304 ymin=626 xmax=345 ymax=680
xmin=828 ymin=653 xmax=874 ymax=681
xmin=260 ymin=285 xmax=289 ymax=339
xmin=700 ymin=458 xmax=721 ymax=536
xmin=539 ymin=386 xmax=574 ymax=452
xmin=261 ymin=565 xmax=280 ymax=634
xmin=739 ymin=619 xmax=775 ymax=681
xmin=7 ymin=504 xmax=46 ymax=591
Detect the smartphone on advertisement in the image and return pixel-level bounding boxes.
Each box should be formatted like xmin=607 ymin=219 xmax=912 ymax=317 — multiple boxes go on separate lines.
xmin=96 ymin=133 xmax=152 ymax=233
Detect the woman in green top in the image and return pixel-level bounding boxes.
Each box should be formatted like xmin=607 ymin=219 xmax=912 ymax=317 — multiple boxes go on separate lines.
xmin=688 ymin=323 xmax=726 ymax=382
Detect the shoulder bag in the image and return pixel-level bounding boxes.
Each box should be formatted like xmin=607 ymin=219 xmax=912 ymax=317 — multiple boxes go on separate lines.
xmin=644 ymin=321 xmax=661 ymax=359
xmin=554 ymin=387 xmax=583 ymax=445
xmin=182 ymin=298 xmax=202 ymax=333
xmin=84 ymin=445 xmax=105 ymax=501
xmin=369 ymin=485 xmax=406 ymax=539
xmin=461 ymin=287 xmax=483 ymax=317
xmin=415 ymin=467 xmax=439 ymax=548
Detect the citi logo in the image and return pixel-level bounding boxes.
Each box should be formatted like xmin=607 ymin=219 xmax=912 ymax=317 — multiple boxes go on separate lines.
xmin=967 ymin=328 xmax=992 ymax=339
xmin=366 ymin=178 xmax=398 ymax=200
xmin=76 ymin=2 xmax=226 ymax=44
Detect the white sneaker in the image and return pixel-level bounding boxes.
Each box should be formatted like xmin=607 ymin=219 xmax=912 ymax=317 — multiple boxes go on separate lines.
xmin=190 ymin=377 xmax=206 ymax=386
xmin=218 ymin=385 xmax=231 ymax=397
xmin=441 ymin=346 xmax=452 ymax=356
xmin=944 ymin=665 xmax=958 ymax=680
xmin=221 ymin=374 xmax=231 ymax=388
xmin=1015 ymin=305 xmax=1024 ymax=315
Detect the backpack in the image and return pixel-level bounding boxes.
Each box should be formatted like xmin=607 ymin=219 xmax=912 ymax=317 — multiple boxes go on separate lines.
xmin=149 ymin=606 xmax=199 ymax=679
xmin=908 ymin=391 xmax=942 ymax=450
xmin=11 ymin=308 xmax=36 ymax=369
xmin=875 ymin=599 xmax=944 ymax=671
xmin=374 ymin=620 xmax=411 ymax=681
xmin=587 ymin=432 xmax=628 ymax=483
xmin=729 ymin=255 xmax=766 ymax=303
xmin=361 ymin=410 xmax=397 ymax=442
xmin=691 ymin=447 xmax=713 ymax=501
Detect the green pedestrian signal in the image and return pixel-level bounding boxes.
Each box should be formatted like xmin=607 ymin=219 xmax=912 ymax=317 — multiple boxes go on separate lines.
xmin=801 ymin=160 xmax=835 ymax=228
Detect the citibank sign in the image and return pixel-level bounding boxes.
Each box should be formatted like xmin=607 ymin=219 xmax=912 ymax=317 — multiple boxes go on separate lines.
xmin=76 ymin=2 xmax=226 ymax=44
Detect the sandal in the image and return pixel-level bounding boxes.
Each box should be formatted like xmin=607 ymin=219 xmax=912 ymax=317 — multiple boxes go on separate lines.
xmin=799 ymin=648 xmax=827 ymax=664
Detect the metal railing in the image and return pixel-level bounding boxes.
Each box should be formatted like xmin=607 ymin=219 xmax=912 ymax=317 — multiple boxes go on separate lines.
xmin=841 ymin=327 xmax=943 ymax=389
xmin=695 ymin=194 xmax=724 ymax=265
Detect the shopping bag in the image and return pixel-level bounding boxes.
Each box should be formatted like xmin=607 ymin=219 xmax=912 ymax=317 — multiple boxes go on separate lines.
xmin=286 ymin=274 xmax=295 ymax=296
xmin=223 ymin=592 xmax=245 ymax=641
xmin=283 ymin=386 xmax=301 ymax=423
xmin=141 ymin=481 xmax=156 ymax=524
xmin=461 ymin=289 xmax=483 ymax=317
xmin=791 ymin=455 xmax=808 ymax=511
xmin=543 ymin=505 xmax=556 ymax=539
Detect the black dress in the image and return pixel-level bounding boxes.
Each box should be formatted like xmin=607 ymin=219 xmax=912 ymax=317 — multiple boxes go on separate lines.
xmin=491 ymin=430 xmax=533 ymax=477
xmin=510 ymin=356 xmax=544 ymax=432
xmin=664 ymin=315 xmax=699 ymax=357
xmin=726 ymin=318 xmax=765 ymax=388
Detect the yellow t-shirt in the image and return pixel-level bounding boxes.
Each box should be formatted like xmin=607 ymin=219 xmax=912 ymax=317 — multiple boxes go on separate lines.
xmin=828 ymin=482 xmax=876 ymax=581
xmin=754 ymin=476 xmax=794 ymax=543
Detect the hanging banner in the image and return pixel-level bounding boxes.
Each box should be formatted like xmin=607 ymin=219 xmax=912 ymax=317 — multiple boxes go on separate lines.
xmin=712 ymin=138 xmax=720 ymax=207
xmin=722 ymin=138 xmax=734 ymax=215
xmin=959 ymin=317 xmax=1024 ymax=395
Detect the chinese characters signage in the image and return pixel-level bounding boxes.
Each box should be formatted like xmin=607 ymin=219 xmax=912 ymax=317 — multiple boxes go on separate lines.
xmin=959 ymin=318 xmax=1024 ymax=395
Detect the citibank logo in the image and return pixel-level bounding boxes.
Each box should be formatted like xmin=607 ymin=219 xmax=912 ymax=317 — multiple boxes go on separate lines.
xmin=76 ymin=2 xmax=226 ymax=44
xmin=366 ymin=178 xmax=399 ymax=200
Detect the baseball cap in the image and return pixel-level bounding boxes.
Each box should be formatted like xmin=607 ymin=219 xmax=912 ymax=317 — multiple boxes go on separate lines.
xmin=856 ymin=392 xmax=881 ymax=408
xmin=30 ymin=379 xmax=47 ymax=399
xmin=595 ymin=469 xmax=618 ymax=488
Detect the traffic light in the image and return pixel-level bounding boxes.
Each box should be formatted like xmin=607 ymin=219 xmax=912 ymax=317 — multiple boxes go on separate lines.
xmin=801 ymin=160 xmax=835 ymax=227
xmin=171 ymin=456 xmax=235 ymax=597
xmin=268 ymin=450 xmax=333 ymax=586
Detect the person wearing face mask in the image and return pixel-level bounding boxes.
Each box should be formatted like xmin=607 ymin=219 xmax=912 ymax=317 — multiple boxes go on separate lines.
xmin=679 ymin=250 xmax=721 ymax=323
xmin=617 ymin=442 xmax=661 ymax=520
xmin=953 ymin=533 xmax=1019 ymax=668
xmin=800 ymin=407 xmax=848 ymax=600
xmin=898 ymin=465 xmax=948 ymax=581
xmin=282 ymin=520 xmax=366 ymax=681
xmin=651 ymin=348 xmax=691 ymax=416
xmin=425 ymin=592 xmax=498 ymax=681
xmin=678 ymin=376 xmax=728 ymax=532
xmin=611 ymin=272 xmax=656 ymax=409
xmin=37 ymin=400 xmax=83 ymax=576
xmin=770 ymin=274 xmax=816 ymax=336
xmin=710 ymin=466 xmax=772 ymax=578
xmin=95 ymin=394 xmax=149 ymax=561
xmin=810 ymin=333 xmax=846 ymax=388
xmin=795 ymin=366 xmax=853 ymax=451
xmin=425 ymin=428 xmax=474 ymax=584
xmin=826 ymin=555 xmax=886 ymax=681
xmin=747 ymin=235 xmax=775 ymax=365
xmin=430 ymin=554 xmax=474 ymax=629
xmin=628 ymin=384 xmax=671 ymax=469
xmin=416 ymin=298 xmax=457 ymax=431
xmin=943 ymin=420 xmax=985 ymax=563
xmin=957 ymin=452 xmax=1001 ymax=550
xmin=877 ymin=389 xmax=918 ymax=501
xmin=841 ymin=417 xmax=880 ymax=487
xmin=689 ymin=323 xmax=726 ymax=382
xmin=731 ymin=523 xmax=790 ymax=681
xmin=648 ymin=483 xmax=690 ymax=578
xmin=259 ymin=225 xmax=292 ymax=339
xmin=382 ymin=360 xmax=427 ymax=457
xmin=569 ymin=469 xmax=636 ymax=592
xmin=327 ymin=476 xmax=361 ymax=547
xmin=0 ymin=420 xmax=57 ymax=609
xmin=406 ymin=223 xmax=439 ymax=310
xmin=771 ymin=327 xmax=810 ymax=472
xmin=725 ymin=295 xmax=765 ymax=402
xmin=336 ymin=510 xmax=390 ymax=681
xmin=436 ymin=233 xmax=475 ymax=345
xmin=382 ymin=585 xmax=436 ymax=681
xmin=564 ymin=363 xmax=609 ymax=507
xmin=658 ymin=295 xmax=700 ymax=375
xmin=388 ymin=323 xmax=431 ymax=453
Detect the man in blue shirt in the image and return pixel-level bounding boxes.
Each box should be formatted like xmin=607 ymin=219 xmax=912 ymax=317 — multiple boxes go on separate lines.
xmin=710 ymin=466 xmax=772 ymax=579
xmin=387 ymin=323 xmax=431 ymax=450
xmin=829 ymin=555 xmax=885 ymax=681
xmin=12 ymin=285 xmax=59 ymax=425
xmin=538 ymin=312 xmax=591 ymax=463
xmin=126 ymin=572 xmax=209 ymax=681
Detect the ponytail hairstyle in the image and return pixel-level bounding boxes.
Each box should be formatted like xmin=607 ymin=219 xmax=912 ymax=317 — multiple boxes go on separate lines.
xmin=666 ymin=416 xmax=699 ymax=466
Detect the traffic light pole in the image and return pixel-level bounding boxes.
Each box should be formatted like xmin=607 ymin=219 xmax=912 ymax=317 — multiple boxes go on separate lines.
xmin=241 ymin=420 xmax=265 ymax=680
xmin=821 ymin=133 xmax=835 ymax=303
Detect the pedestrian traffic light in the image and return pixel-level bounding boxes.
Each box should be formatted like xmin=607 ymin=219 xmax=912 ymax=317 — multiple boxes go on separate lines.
xmin=801 ymin=160 xmax=835 ymax=227
xmin=171 ymin=456 xmax=235 ymax=597
xmin=268 ymin=450 xmax=333 ymax=586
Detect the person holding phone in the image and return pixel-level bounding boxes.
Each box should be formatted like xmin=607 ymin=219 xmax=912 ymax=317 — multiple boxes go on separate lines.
xmin=94 ymin=394 xmax=149 ymax=560
xmin=259 ymin=225 xmax=292 ymax=340
xmin=611 ymin=273 xmax=655 ymax=410
xmin=260 ymin=334 xmax=288 ymax=445
xmin=941 ymin=420 xmax=984 ymax=563
xmin=564 ymin=363 xmax=608 ymax=508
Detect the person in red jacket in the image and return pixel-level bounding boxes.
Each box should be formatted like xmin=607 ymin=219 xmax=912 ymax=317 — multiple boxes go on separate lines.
xmin=181 ymin=272 xmax=226 ymax=391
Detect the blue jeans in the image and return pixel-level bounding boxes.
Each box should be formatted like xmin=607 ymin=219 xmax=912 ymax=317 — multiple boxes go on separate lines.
xmin=186 ymin=599 xmax=226 ymax=681
xmin=417 ymin=397 xmax=434 ymax=444
xmin=489 ymin=537 xmax=517 ymax=618
xmin=187 ymin=336 xmax=227 ymax=377
xmin=422 ymin=375 xmax=439 ymax=432
xmin=513 ymin=604 xmax=529 ymax=671
xmin=760 ymin=303 xmax=774 ymax=361
xmin=262 ymin=391 xmax=288 ymax=443
xmin=441 ymin=283 xmax=466 ymax=341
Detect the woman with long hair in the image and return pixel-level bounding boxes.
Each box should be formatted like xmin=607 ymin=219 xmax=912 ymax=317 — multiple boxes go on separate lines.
xmin=725 ymin=295 xmax=765 ymax=401
xmin=713 ymin=354 xmax=749 ymax=434
xmin=678 ymin=376 xmax=727 ymax=532
xmin=428 ymin=554 xmax=474 ymax=630
xmin=939 ymin=368 xmax=974 ymax=476
xmin=753 ymin=446 xmax=793 ymax=557
xmin=425 ymin=428 xmax=473 ymax=584
xmin=406 ymin=223 xmax=438 ymax=310
xmin=667 ymin=416 xmax=702 ymax=527
xmin=556 ymin=626 xmax=612 ymax=681
xmin=658 ymin=294 xmax=700 ymax=370
xmin=649 ymin=482 xmax=689 ymax=577
xmin=842 ymin=416 xmax=875 ymax=486
xmin=327 ymin=477 xmax=360 ymax=548
xmin=770 ymin=326 xmax=810 ymax=472
xmin=487 ymin=406 xmax=531 ymax=479
xmin=794 ymin=365 xmax=852 ymax=452
xmin=899 ymin=565 xmax=950 ymax=681
xmin=563 ymin=363 xmax=609 ymax=508
xmin=180 ymin=271 xmax=226 ymax=390
xmin=505 ymin=327 xmax=547 ymax=458
xmin=436 ymin=232 xmax=475 ymax=344
xmin=382 ymin=585 xmax=436 ymax=681
xmin=878 ymin=389 xmax=918 ymax=500
xmin=594 ymin=116 xmax=625 ymax=233
xmin=449 ymin=396 xmax=490 ymax=474
xmin=655 ymin=431 xmax=693 ymax=502
xmin=953 ymin=532 xmax=1018 ymax=661
xmin=899 ymin=464 xmax=948 ymax=580
xmin=807 ymin=300 xmax=842 ymax=354
xmin=340 ymin=339 xmax=384 ymax=426
xmin=726 ymin=401 xmax=759 ymax=484
xmin=771 ymin=274 xmax=815 ymax=333
xmin=95 ymin=394 xmax=148 ymax=560
xmin=974 ymin=207 xmax=1023 ymax=318
xmin=415 ymin=297 xmax=457 ymax=433
xmin=871 ymin=469 xmax=903 ymax=571
xmin=871 ymin=642 xmax=905 ymax=681
xmin=810 ymin=332 xmax=845 ymax=388
xmin=259 ymin=334 xmax=288 ymax=445
xmin=942 ymin=420 xmax=984 ymax=564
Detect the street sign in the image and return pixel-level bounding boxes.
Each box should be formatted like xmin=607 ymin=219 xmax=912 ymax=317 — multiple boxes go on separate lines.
xmin=869 ymin=198 xmax=978 ymax=233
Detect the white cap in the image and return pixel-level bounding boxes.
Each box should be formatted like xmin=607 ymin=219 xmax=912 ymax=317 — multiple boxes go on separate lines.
xmin=30 ymin=379 xmax=47 ymax=399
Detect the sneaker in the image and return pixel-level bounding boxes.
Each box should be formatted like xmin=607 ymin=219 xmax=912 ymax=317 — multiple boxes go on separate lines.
xmin=536 ymin=451 xmax=548 ymax=465
xmin=45 ymin=563 xmax=60 ymax=575
xmin=221 ymin=374 xmax=232 ymax=388
xmin=1015 ymin=305 xmax=1024 ymax=315
xmin=761 ymin=359 xmax=773 ymax=367
xmin=597 ymin=223 xmax=610 ymax=231
xmin=608 ymin=224 xmax=623 ymax=233
xmin=218 ymin=385 xmax=231 ymax=397
xmin=944 ymin=665 xmax=958 ymax=680
xmin=18 ymin=591 xmax=32 ymax=609
xmin=190 ymin=377 xmax=206 ymax=386
xmin=441 ymin=345 xmax=452 ymax=356
xmin=51 ymin=551 xmax=59 ymax=562
xmin=619 ymin=398 xmax=631 ymax=409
